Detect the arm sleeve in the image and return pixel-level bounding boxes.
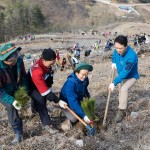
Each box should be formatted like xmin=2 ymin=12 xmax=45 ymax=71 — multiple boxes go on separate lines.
xmin=113 ymin=58 xmax=135 ymax=85
xmin=20 ymin=61 xmax=28 ymax=91
xmin=0 ymin=73 xmax=14 ymax=104
xmin=46 ymin=92 xmax=60 ymax=103
xmin=65 ymin=80 xmax=86 ymax=118
xmin=112 ymin=50 xmax=116 ymax=63
xmin=0 ymin=87 xmax=14 ymax=104
xmin=84 ymin=78 xmax=90 ymax=98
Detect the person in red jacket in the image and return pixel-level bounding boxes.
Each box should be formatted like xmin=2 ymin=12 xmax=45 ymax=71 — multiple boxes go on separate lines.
xmin=56 ymin=49 xmax=60 ymax=68
xmin=28 ymin=48 xmax=67 ymax=133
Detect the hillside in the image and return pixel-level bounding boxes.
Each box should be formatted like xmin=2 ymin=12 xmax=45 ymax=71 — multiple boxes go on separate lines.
xmin=0 ymin=30 xmax=150 ymax=149
xmin=0 ymin=0 xmax=150 ymax=31
xmin=0 ymin=0 xmax=150 ymax=149
xmin=29 ymin=0 xmax=150 ymax=28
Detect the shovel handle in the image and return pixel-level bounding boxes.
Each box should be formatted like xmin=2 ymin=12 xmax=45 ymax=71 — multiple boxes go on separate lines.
xmin=64 ymin=105 xmax=87 ymax=127
xmin=103 ymin=68 xmax=115 ymax=126
xmin=110 ymin=68 xmax=115 ymax=83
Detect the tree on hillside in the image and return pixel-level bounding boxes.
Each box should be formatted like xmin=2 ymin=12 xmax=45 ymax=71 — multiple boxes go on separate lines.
xmin=139 ymin=0 xmax=150 ymax=2
xmin=4 ymin=0 xmax=31 ymax=37
xmin=31 ymin=5 xmax=45 ymax=29
xmin=0 ymin=0 xmax=46 ymax=42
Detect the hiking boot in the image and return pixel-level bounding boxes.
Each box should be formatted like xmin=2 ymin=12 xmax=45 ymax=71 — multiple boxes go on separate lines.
xmin=43 ymin=125 xmax=58 ymax=134
xmin=115 ymin=109 xmax=126 ymax=123
xmin=11 ymin=133 xmax=23 ymax=145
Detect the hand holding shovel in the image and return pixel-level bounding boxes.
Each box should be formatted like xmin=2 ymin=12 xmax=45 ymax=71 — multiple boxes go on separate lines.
xmin=64 ymin=105 xmax=96 ymax=136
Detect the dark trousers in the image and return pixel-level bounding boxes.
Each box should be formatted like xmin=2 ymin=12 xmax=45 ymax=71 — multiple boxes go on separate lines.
xmin=0 ymin=100 xmax=23 ymax=134
xmin=30 ymin=89 xmax=52 ymax=126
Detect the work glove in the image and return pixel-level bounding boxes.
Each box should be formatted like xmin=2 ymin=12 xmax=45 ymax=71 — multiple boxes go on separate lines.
xmin=111 ymin=63 xmax=116 ymax=70
xmin=84 ymin=116 xmax=91 ymax=123
xmin=58 ymin=100 xmax=67 ymax=109
xmin=109 ymin=83 xmax=115 ymax=92
xmin=12 ymin=100 xmax=22 ymax=110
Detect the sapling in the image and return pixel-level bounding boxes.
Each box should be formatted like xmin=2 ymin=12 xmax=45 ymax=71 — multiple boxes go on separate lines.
xmin=14 ymin=87 xmax=30 ymax=107
xmin=81 ymin=97 xmax=96 ymax=120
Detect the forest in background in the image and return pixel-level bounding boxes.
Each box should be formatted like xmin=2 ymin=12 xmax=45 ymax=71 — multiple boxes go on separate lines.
xmin=0 ymin=0 xmax=150 ymax=42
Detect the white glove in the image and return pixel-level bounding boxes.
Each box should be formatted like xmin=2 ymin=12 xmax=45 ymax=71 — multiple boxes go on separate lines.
xmin=109 ymin=83 xmax=115 ymax=92
xmin=84 ymin=116 xmax=90 ymax=123
xmin=58 ymin=100 xmax=67 ymax=109
xmin=12 ymin=100 xmax=22 ymax=110
xmin=111 ymin=63 xmax=116 ymax=70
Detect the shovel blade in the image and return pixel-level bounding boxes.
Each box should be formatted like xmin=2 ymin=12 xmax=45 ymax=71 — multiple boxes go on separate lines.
xmin=86 ymin=125 xmax=96 ymax=136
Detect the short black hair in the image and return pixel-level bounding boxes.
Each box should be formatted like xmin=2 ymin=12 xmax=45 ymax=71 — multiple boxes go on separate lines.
xmin=114 ymin=35 xmax=128 ymax=47
xmin=41 ymin=48 xmax=56 ymax=61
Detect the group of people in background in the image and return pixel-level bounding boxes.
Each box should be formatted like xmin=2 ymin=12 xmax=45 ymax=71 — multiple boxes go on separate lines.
xmin=0 ymin=35 xmax=140 ymax=145
xmin=133 ymin=33 xmax=149 ymax=46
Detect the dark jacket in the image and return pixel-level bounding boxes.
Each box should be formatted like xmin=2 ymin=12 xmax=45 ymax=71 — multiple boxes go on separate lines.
xmin=0 ymin=57 xmax=28 ymax=104
xmin=60 ymin=73 xmax=90 ymax=118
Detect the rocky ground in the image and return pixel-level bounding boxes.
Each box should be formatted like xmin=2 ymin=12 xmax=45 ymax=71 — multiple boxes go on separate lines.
xmin=0 ymin=27 xmax=150 ymax=149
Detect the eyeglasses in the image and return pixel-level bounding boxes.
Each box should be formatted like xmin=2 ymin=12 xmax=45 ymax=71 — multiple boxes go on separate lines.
xmin=80 ymin=72 xmax=88 ymax=78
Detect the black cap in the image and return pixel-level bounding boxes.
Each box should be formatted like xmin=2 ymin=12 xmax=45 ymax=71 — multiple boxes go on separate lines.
xmin=42 ymin=48 xmax=56 ymax=61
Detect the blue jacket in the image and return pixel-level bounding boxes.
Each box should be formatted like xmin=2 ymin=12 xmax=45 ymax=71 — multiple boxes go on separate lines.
xmin=60 ymin=73 xmax=90 ymax=118
xmin=112 ymin=46 xmax=139 ymax=85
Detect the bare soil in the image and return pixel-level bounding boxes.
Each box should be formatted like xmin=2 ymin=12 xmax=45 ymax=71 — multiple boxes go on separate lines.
xmin=0 ymin=25 xmax=150 ymax=149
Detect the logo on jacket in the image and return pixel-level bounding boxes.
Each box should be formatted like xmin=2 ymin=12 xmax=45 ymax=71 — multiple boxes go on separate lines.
xmin=44 ymin=74 xmax=49 ymax=80
xmin=120 ymin=61 xmax=123 ymax=65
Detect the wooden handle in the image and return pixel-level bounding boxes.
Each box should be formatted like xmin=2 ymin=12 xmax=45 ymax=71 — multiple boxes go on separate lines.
xmin=103 ymin=69 xmax=115 ymax=126
xmin=110 ymin=68 xmax=115 ymax=83
xmin=102 ymin=89 xmax=111 ymax=125
xmin=65 ymin=105 xmax=87 ymax=127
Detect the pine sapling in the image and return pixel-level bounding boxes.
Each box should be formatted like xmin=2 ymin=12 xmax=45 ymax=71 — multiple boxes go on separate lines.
xmin=81 ymin=97 xmax=96 ymax=120
xmin=14 ymin=87 xmax=30 ymax=107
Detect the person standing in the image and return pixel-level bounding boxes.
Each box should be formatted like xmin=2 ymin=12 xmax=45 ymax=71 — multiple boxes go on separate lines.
xmin=55 ymin=49 xmax=60 ymax=68
xmin=0 ymin=43 xmax=28 ymax=144
xmin=28 ymin=48 xmax=67 ymax=133
xmin=109 ymin=35 xmax=140 ymax=123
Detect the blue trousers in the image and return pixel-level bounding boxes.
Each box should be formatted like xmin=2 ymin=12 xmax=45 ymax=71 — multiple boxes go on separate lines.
xmin=0 ymin=100 xmax=23 ymax=134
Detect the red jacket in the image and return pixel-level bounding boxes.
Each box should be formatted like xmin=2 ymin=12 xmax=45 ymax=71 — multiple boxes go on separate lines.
xmin=30 ymin=58 xmax=53 ymax=96
xmin=56 ymin=53 xmax=60 ymax=60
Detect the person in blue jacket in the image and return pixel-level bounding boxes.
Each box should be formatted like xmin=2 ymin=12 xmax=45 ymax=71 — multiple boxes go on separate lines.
xmin=109 ymin=35 xmax=140 ymax=123
xmin=60 ymin=62 xmax=93 ymax=125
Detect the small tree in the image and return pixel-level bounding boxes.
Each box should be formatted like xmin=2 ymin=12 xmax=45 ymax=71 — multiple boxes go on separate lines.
xmin=14 ymin=87 xmax=30 ymax=107
xmin=31 ymin=5 xmax=45 ymax=29
xmin=81 ymin=97 xmax=96 ymax=120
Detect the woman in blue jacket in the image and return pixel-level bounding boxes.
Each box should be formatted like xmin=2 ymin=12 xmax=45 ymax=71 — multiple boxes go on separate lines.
xmin=60 ymin=62 xmax=93 ymax=125
xmin=109 ymin=35 xmax=140 ymax=123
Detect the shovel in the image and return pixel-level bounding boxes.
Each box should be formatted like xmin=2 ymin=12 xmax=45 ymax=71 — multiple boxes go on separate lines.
xmin=102 ymin=68 xmax=115 ymax=126
xmin=64 ymin=105 xmax=96 ymax=136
